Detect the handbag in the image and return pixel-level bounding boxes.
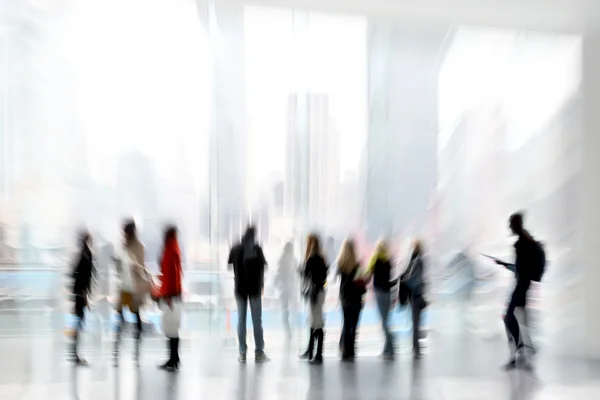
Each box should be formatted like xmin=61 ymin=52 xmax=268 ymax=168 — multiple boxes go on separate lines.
xmin=398 ymin=280 xmax=410 ymax=307
xmin=159 ymin=298 xmax=182 ymax=338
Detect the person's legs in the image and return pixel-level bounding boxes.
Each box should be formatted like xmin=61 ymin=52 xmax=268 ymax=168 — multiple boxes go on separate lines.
xmin=249 ymin=296 xmax=267 ymax=359
xmin=236 ymin=295 xmax=248 ymax=360
xmin=339 ymin=306 xmax=345 ymax=354
xmin=113 ymin=292 xmax=125 ymax=364
xmin=375 ymin=290 xmax=393 ymax=356
xmin=504 ymin=292 xmax=522 ymax=366
xmin=72 ymin=295 xmax=87 ymax=364
xmin=342 ymin=304 xmax=355 ymax=359
xmin=349 ymin=304 xmax=361 ymax=358
xmin=411 ymin=302 xmax=422 ymax=357
xmin=281 ymin=295 xmax=291 ymax=336
xmin=172 ymin=337 xmax=180 ymax=366
xmin=514 ymin=306 xmax=535 ymax=356
xmin=310 ymin=291 xmax=325 ymax=364
xmin=133 ymin=310 xmax=143 ymax=365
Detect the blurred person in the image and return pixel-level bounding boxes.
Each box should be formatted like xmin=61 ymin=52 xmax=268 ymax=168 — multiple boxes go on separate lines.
xmin=337 ymin=239 xmax=367 ymax=361
xmin=369 ymin=239 xmax=395 ymax=359
xmin=70 ymin=231 xmax=96 ymax=366
xmin=400 ymin=240 xmax=428 ymax=359
xmin=155 ymin=225 xmax=183 ymax=371
xmin=228 ymin=226 xmax=270 ymax=363
xmin=96 ymin=239 xmax=114 ymax=335
xmin=299 ymin=234 xmax=328 ymax=364
xmin=113 ymin=220 xmax=152 ymax=366
xmin=275 ymin=241 xmax=298 ymax=338
xmin=494 ymin=212 xmax=545 ymax=369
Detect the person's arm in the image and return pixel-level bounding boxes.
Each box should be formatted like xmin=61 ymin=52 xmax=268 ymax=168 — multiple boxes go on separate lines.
xmin=227 ymin=248 xmax=235 ymax=271
xmin=493 ymin=258 xmax=516 ymax=273
xmin=257 ymin=247 xmax=268 ymax=293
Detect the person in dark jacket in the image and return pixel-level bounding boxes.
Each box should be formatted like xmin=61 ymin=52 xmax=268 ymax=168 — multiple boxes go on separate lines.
xmin=337 ymin=239 xmax=366 ymax=361
xmin=401 ymin=240 xmax=427 ymax=359
xmin=369 ymin=240 xmax=395 ymax=359
xmin=299 ymin=233 xmax=328 ymax=364
xmin=156 ymin=225 xmax=183 ymax=371
xmin=494 ymin=212 xmax=538 ymax=369
xmin=71 ymin=231 xmax=96 ymax=366
xmin=228 ymin=226 xmax=269 ymax=363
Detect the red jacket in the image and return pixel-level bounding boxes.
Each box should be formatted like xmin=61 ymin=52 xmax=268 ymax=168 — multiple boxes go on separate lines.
xmin=157 ymin=238 xmax=182 ymax=298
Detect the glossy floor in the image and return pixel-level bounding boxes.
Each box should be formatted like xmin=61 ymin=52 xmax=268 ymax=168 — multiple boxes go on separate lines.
xmin=1 ymin=329 xmax=600 ymax=400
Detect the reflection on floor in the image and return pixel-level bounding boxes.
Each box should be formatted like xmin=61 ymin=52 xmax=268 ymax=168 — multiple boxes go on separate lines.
xmin=1 ymin=331 xmax=600 ymax=400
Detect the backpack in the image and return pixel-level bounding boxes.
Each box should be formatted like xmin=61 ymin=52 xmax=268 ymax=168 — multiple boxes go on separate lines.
xmin=531 ymin=241 xmax=546 ymax=282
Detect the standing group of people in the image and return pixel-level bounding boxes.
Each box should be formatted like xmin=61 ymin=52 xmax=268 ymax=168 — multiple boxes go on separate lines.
xmin=231 ymin=211 xmax=543 ymax=369
xmin=70 ymin=220 xmax=183 ymax=371
xmin=69 ymin=210 xmax=542 ymax=371
xmin=228 ymin=227 xmax=428 ymax=365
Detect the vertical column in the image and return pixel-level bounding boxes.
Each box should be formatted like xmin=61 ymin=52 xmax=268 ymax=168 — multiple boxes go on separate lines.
xmin=197 ymin=0 xmax=247 ymax=243
xmin=365 ymin=23 xmax=452 ymax=240
xmin=581 ymin=30 xmax=600 ymax=358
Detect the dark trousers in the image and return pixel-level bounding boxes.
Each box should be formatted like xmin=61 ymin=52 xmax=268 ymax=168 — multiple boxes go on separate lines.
xmin=411 ymin=301 xmax=423 ymax=353
xmin=72 ymin=295 xmax=87 ymax=356
xmin=341 ymin=303 xmax=361 ymax=358
xmin=504 ymin=283 xmax=529 ymax=356
xmin=114 ymin=309 xmax=143 ymax=358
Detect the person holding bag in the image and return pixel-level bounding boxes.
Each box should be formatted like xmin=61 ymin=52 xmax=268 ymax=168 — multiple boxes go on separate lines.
xmin=113 ymin=220 xmax=150 ymax=366
xmin=154 ymin=225 xmax=183 ymax=371
xmin=399 ymin=240 xmax=428 ymax=359
xmin=299 ymin=234 xmax=328 ymax=364
xmin=337 ymin=239 xmax=367 ymax=362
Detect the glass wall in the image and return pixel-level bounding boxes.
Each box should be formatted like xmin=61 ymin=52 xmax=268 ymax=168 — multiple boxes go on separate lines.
xmin=0 ymin=0 xmax=584 ymax=354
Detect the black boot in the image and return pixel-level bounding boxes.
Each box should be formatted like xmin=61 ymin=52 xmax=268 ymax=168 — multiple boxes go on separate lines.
xmin=300 ymin=329 xmax=315 ymax=360
xmin=172 ymin=338 xmax=180 ymax=369
xmin=310 ymin=329 xmax=323 ymax=364
xmin=159 ymin=338 xmax=175 ymax=370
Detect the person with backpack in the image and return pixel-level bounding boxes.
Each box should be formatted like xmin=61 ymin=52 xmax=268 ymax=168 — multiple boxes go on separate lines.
xmin=494 ymin=212 xmax=545 ymax=369
xmin=228 ymin=226 xmax=269 ymax=363
xmin=399 ymin=240 xmax=428 ymax=359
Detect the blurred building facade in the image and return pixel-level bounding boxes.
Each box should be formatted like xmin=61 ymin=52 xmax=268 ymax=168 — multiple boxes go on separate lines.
xmin=363 ymin=24 xmax=449 ymax=241
xmin=285 ymin=93 xmax=340 ymax=233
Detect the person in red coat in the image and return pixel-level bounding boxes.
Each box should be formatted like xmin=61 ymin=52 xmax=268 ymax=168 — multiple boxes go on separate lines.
xmin=155 ymin=225 xmax=183 ymax=370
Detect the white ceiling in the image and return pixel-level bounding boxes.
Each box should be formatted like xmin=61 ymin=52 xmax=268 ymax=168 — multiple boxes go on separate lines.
xmin=229 ymin=0 xmax=593 ymax=33
xmin=1 ymin=0 xmax=598 ymax=33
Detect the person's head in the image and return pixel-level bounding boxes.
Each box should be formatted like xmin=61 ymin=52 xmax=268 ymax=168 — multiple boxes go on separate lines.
xmin=412 ymin=239 xmax=423 ymax=256
xmin=509 ymin=212 xmax=524 ymax=236
xmin=79 ymin=230 xmax=92 ymax=249
xmin=243 ymin=226 xmax=256 ymax=244
xmin=337 ymin=239 xmax=358 ymax=274
xmin=304 ymin=233 xmax=321 ymax=262
xmin=374 ymin=239 xmax=389 ymax=260
xmin=164 ymin=225 xmax=177 ymax=245
xmin=122 ymin=220 xmax=137 ymax=246
xmin=283 ymin=241 xmax=293 ymax=255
